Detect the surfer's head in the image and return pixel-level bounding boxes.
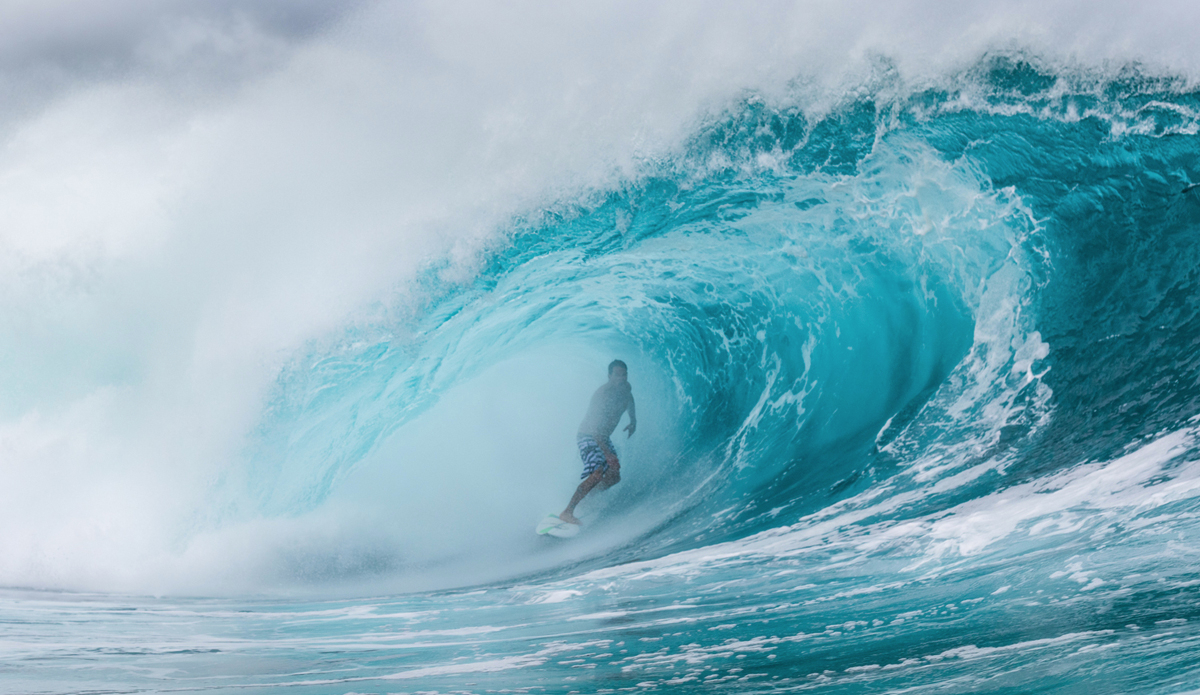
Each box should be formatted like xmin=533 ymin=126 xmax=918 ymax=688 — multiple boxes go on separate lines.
xmin=608 ymin=359 xmax=628 ymax=382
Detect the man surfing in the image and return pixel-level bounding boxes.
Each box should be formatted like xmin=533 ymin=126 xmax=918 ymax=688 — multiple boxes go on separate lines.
xmin=559 ymin=360 xmax=636 ymax=525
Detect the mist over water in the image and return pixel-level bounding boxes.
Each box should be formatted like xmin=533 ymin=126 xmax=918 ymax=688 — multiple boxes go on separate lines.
xmin=5 ymin=2 xmax=1200 ymax=692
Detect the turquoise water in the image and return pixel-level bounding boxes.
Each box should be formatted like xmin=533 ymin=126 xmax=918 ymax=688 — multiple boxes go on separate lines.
xmin=8 ymin=55 xmax=1200 ymax=693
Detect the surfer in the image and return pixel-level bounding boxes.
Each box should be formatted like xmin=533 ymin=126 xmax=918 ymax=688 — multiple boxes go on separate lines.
xmin=559 ymin=360 xmax=637 ymax=525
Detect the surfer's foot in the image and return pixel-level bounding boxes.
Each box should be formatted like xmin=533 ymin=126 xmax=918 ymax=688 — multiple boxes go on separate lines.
xmin=558 ymin=511 xmax=581 ymax=525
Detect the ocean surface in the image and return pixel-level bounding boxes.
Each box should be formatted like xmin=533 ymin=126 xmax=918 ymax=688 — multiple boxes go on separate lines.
xmin=5 ymin=11 xmax=1200 ymax=694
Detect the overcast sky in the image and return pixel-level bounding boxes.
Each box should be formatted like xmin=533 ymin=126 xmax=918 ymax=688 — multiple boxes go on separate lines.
xmin=4 ymin=1 xmax=1198 ymax=122
xmin=0 ymin=1 xmax=360 ymax=127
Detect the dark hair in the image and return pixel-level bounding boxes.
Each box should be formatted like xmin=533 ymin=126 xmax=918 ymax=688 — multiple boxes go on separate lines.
xmin=608 ymin=359 xmax=628 ymax=375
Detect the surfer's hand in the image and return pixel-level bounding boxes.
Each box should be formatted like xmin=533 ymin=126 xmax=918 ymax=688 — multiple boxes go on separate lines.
xmin=625 ymin=421 xmax=636 ymax=437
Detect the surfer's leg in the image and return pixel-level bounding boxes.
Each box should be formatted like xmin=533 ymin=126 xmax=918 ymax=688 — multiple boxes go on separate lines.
xmin=592 ymin=435 xmax=620 ymax=490
xmin=596 ymin=460 xmax=621 ymax=490
xmin=561 ymin=469 xmax=604 ymax=524
xmin=561 ymin=436 xmax=609 ymax=524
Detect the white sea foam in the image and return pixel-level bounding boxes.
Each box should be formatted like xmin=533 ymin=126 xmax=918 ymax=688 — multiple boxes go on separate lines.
xmin=554 ymin=423 xmax=1200 ymax=590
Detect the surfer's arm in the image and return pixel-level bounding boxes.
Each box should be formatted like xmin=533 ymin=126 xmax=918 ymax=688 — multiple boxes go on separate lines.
xmin=624 ymin=396 xmax=637 ymax=437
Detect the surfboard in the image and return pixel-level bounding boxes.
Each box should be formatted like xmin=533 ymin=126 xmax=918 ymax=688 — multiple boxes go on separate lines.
xmin=536 ymin=513 xmax=580 ymax=538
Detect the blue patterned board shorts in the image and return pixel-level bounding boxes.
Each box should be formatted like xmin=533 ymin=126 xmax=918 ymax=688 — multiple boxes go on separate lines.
xmin=578 ymin=435 xmax=616 ymax=479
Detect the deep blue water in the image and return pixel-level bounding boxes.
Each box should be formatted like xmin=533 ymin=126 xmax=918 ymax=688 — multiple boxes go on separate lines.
xmin=8 ymin=55 xmax=1200 ymax=694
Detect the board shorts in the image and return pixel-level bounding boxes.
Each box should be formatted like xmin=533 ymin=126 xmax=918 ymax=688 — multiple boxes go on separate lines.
xmin=577 ymin=435 xmax=616 ymax=479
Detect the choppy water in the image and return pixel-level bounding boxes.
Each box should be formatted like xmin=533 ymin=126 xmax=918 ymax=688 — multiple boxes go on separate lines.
xmin=6 ymin=41 xmax=1200 ymax=695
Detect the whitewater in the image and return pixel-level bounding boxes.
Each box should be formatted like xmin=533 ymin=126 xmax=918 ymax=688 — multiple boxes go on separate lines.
xmin=4 ymin=1 xmax=1200 ymax=693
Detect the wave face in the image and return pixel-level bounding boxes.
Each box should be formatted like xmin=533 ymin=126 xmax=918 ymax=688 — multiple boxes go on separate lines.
xmin=240 ymin=56 xmax=1196 ymax=577
xmin=9 ymin=53 xmax=1200 ymax=692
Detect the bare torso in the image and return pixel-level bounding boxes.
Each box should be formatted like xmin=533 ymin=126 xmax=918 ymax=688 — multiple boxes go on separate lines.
xmin=578 ymin=381 xmax=633 ymax=438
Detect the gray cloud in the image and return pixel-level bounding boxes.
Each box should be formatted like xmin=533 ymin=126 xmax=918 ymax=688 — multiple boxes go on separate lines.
xmin=0 ymin=0 xmax=366 ymax=127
